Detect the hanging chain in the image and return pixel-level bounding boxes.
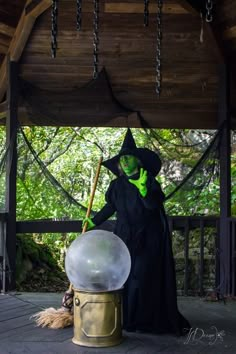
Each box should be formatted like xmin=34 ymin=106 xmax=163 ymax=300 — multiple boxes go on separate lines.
xmin=93 ymin=0 xmax=99 ymax=79
xmin=156 ymin=0 xmax=163 ymax=96
xmin=205 ymin=0 xmax=213 ymax=23
xmin=76 ymin=0 xmax=82 ymax=30
xmin=144 ymin=0 xmax=149 ymax=27
xmin=51 ymin=0 xmax=58 ymax=58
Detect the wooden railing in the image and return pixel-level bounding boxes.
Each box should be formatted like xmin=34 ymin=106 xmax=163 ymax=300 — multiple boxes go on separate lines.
xmin=1 ymin=215 xmax=236 ymax=295
xmin=168 ymin=216 xmax=219 ymax=296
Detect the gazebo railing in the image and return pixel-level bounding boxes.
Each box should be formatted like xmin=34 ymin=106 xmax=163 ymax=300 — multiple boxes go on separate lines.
xmin=1 ymin=215 xmax=236 ymax=296
xmin=168 ymin=216 xmax=219 ymax=296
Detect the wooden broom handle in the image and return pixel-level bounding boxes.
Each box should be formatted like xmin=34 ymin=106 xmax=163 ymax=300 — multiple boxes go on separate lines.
xmin=82 ymin=156 xmax=103 ymax=233
xmin=68 ymin=156 xmax=103 ymax=294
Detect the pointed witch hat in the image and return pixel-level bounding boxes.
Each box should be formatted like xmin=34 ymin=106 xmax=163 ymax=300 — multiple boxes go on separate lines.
xmin=102 ymin=128 xmax=162 ymax=176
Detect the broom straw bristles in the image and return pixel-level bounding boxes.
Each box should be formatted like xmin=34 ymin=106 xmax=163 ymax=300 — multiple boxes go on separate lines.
xmin=31 ymin=308 xmax=73 ymax=329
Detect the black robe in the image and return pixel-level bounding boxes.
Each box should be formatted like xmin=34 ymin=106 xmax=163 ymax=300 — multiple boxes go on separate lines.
xmin=92 ymin=172 xmax=190 ymax=335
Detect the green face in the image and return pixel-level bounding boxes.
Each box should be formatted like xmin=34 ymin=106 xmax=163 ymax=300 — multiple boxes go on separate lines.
xmin=119 ymin=155 xmax=139 ymax=176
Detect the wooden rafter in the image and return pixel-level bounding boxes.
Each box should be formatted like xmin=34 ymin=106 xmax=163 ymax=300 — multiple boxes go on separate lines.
xmin=174 ymin=0 xmax=198 ymax=15
xmin=0 ymin=23 xmax=15 ymax=38
xmin=0 ymin=0 xmax=51 ymax=102
xmin=0 ymin=99 xmax=6 ymax=120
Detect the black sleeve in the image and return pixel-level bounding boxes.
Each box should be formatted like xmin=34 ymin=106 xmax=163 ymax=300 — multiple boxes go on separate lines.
xmin=92 ymin=181 xmax=116 ymax=226
xmin=140 ymin=175 xmax=165 ymax=209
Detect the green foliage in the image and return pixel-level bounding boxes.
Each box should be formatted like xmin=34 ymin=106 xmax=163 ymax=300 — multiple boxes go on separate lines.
xmin=0 ymin=126 xmax=236 ymax=273
xmin=16 ymin=234 xmax=69 ymax=291
xmin=0 ymin=126 xmax=235 ymax=219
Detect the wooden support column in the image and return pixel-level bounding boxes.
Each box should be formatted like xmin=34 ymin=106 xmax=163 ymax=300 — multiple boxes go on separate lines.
xmin=5 ymin=59 xmax=18 ymax=290
xmin=218 ymin=63 xmax=231 ymax=296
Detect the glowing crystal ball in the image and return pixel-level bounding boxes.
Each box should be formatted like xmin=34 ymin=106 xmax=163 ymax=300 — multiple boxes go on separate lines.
xmin=65 ymin=230 xmax=131 ymax=291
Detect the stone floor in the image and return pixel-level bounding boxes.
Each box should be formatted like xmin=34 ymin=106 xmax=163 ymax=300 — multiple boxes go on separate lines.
xmin=0 ymin=292 xmax=235 ymax=353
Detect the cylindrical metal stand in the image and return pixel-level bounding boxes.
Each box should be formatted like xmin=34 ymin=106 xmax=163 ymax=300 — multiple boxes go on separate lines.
xmin=73 ymin=288 xmax=123 ymax=347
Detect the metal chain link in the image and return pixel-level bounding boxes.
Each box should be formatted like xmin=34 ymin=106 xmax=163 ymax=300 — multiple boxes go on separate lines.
xmin=156 ymin=0 xmax=163 ymax=96
xmin=144 ymin=0 xmax=149 ymax=27
xmin=93 ymin=0 xmax=99 ymax=79
xmin=205 ymin=0 xmax=213 ymax=23
xmin=76 ymin=0 xmax=82 ymax=31
xmin=51 ymin=0 xmax=58 ymax=58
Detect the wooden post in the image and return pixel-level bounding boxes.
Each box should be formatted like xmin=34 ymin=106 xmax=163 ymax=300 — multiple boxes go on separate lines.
xmin=5 ymin=58 xmax=18 ymax=290
xmin=218 ymin=63 xmax=231 ymax=296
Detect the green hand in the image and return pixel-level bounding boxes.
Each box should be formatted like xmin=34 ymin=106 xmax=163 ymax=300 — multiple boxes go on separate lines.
xmin=82 ymin=217 xmax=95 ymax=231
xmin=129 ymin=168 xmax=148 ymax=197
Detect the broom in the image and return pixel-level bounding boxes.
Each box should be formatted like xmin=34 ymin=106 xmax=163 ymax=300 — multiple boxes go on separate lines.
xmin=32 ymin=156 xmax=103 ymax=329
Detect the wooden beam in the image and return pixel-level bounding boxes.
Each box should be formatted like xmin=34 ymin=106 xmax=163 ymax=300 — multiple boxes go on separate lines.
xmin=0 ymin=56 xmax=6 ymax=101
xmin=10 ymin=0 xmax=51 ymax=61
xmin=5 ymin=58 xmax=19 ymax=291
xmin=0 ymin=99 xmax=7 ymax=120
xmin=218 ymin=64 xmax=231 ymax=296
xmin=16 ymin=219 xmax=116 ymax=234
xmin=105 ymin=2 xmax=189 ymax=14
xmin=0 ymin=23 xmax=15 ymax=38
xmin=0 ymin=35 xmax=11 ymax=48
xmin=0 ymin=0 xmax=51 ymax=102
xmin=175 ymin=0 xmax=199 ymax=16
xmin=25 ymin=0 xmax=52 ymax=17
xmin=16 ymin=220 xmax=83 ymax=234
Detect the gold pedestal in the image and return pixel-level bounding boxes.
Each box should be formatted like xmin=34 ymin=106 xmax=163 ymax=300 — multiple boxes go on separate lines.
xmin=72 ymin=288 xmax=123 ymax=347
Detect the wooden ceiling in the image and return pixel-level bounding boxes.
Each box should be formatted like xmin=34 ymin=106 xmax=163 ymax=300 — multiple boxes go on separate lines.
xmin=0 ymin=0 xmax=236 ymax=129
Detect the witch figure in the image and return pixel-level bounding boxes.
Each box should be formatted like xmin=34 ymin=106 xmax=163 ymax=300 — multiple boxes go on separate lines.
xmin=83 ymin=128 xmax=190 ymax=335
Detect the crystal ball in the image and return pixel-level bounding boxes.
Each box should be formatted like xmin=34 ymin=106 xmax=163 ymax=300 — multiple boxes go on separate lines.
xmin=65 ymin=230 xmax=131 ymax=291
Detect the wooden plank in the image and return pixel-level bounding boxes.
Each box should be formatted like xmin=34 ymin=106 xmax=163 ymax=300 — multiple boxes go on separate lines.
xmin=0 ymin=0 xmax=51 ymax=102
xmin=10 ymin=0 xmax=51 ymax=61
xmin=0 ymin=304 xmax=37 ymax=322
xmin=9 ymin=15 xmax=36 ymax=62
xmin=25 ymin=0 xmax=52 ymax=18
xmin=12 ymin=326 xmax=73 ymax=342
xmin=0 ymin=23 xmax=15 ymax=38
xmin=176 ymin=0 xmax=198 ymax=16
xmin=0 ymin=56 xmax=6 ymax=101
xmin=16 ymin=220 xmax=82 ymax=234
xmin=0 ymin=323 xmax=34 ymax=341
xmin=0 ymin=313 xmax=37 ymax=333
xmin=104 ymin=2 xmax=189 ymax=14
xmin=0 ymin=302 xmax=31 ymax=311
xmin=11 ymin=106 xmax=218 ymax=129
xmin=16 ymin=220 xmax=114 ymax=234
xmin=218 ymin=64 xmax=231 ymax=296
xmin=16 ymin=111 xmax=218 ymax=129
xmin=0 ymin=99 xmax=6 ymax=120
xmin=0 ymin=297 xmax=26 ymax=309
